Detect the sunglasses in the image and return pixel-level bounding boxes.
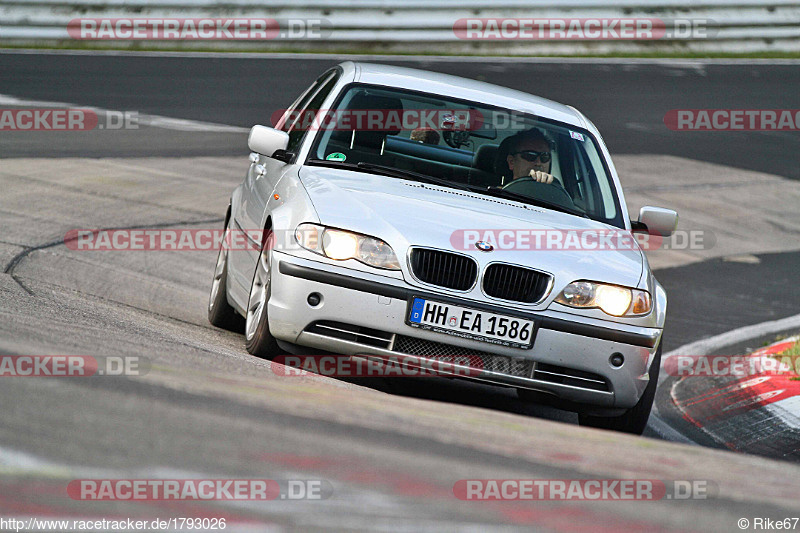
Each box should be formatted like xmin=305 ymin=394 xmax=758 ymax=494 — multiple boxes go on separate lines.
xmin=514 ymin=150 xmax=551 ymax=163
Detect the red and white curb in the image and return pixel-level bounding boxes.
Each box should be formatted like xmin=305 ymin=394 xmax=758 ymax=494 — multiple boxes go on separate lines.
xmin=669 ymin=335 xmax=800 ymax=457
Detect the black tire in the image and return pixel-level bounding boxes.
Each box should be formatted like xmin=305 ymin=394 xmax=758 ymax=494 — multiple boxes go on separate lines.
xmin=208 ymin=216 xmax=244 ymax=332
xmin=578 ymin=341 xmax=663 ymax=434
xmin=244 ymin=245 xmax=281 ymax=358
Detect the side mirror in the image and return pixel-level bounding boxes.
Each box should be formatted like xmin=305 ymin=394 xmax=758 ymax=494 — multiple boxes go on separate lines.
xmin=634 ymin=206 xmax=678 ymax=236
xmin=248 ymin=125 xmax=290 ymax=158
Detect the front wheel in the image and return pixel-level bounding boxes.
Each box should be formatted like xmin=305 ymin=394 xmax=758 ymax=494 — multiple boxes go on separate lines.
xmin=208 ymin=216 xmax=244 ymax=332
xmin=244 ymin=246 xmax=281 ymax=358
xmin=578 ymin=342 xmax=662 ymax=434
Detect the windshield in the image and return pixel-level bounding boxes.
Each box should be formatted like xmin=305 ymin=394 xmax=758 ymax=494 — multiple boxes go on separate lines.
xmin=306 ymin=84 xmax=623 ymax=227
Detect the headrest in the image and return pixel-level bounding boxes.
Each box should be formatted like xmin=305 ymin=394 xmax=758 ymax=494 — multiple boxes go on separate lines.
xmin=352 ymin=130 xmax=386 ymax=150
xmin=494 ymin=136 xmax=515 ymax=180
xmin=346 ymin=92 xmax=405 ymax=136
xmin=473 ymin=144 xmax=498 ymax=173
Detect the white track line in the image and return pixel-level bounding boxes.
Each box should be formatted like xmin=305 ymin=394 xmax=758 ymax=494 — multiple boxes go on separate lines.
xmin=664 ymin=314 xmax=800 ymax=358
xmin=0 ymin=93 xmax=248 ymax=133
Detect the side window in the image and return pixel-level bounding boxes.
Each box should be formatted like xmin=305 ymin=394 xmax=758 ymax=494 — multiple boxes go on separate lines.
xmin=276 ymin=74 xmax=326 ymax=132
xmin=285 ymin=70 xmax=340 ymax=152
xmin=572 ymin=147 xmax=595 ymax=213
xmin=581 ymin=141 xmax=618 ymax=219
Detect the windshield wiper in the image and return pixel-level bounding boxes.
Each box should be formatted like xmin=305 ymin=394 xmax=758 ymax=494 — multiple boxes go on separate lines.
xmin=307 ymin=159 xmax=586 ymax=217
xmin=306 ymin=159 xmax=473 ymax=191
xmin=355 ymin=163 xmax=473 ymax=191
xmin=478 ymin=186 xmax=589 ymax=218
xmin=306 ymin=158 xmax=360 ymax=170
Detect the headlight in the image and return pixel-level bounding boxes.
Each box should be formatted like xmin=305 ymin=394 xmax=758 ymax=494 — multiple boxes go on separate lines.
xmin=295 ymin=223 xmax=401 ymax=270
xmin=555 ymin=280 xmax=651 ymax=317
xmin=322 ymin=230 xmax=359 ymax=260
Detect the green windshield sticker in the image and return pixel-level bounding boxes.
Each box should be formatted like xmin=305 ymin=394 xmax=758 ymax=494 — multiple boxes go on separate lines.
xmin=326 ymin=152 xmax=347 ymax=162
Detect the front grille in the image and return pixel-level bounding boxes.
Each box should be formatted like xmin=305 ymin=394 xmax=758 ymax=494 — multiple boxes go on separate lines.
xmin=393 ymin=335 xmax=533 ymax=378
xmin=306 ymin=321 xmax=392 ymax=349
xmin=394 ymin=335 xmax=494 ymax=357
xmin=409 ymin=248 xmax=478 ymax=291
xmin=483 ymin=263 xmax=551 ymax=303
xmin=533 ymin=363 xmax=609 ymax=392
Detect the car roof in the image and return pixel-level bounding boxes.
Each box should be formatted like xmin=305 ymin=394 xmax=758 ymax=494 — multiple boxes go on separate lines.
xmin=344 ymin=61 xmax=585 ymax=128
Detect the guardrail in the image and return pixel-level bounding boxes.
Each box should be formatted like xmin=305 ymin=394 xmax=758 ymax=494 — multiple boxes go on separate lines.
xmin=1 ymin=1 xmax=799 ymax=53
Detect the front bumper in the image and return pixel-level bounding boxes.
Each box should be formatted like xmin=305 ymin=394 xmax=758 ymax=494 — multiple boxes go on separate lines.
xmin=267 ymin=251 xmax=663 ymax=410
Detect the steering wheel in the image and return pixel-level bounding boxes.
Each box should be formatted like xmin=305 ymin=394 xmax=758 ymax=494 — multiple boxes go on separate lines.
xmin=501 ymin=176 xmax=577 ymax=210
xmin=443 ymin=130 xmax=470 ymax=149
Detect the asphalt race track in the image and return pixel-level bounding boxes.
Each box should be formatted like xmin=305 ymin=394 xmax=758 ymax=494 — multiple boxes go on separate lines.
xmin=2 ymin=51 xmax=800 ymax=531
xmin=4 ymin=52 xmax=800 ymax=180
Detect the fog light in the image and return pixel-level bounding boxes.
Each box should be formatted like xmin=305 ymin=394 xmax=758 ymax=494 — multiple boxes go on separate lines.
xmin=610 ymin=353 xmax=624 ymax=367
xmin=307 ymin=293 xmax=322 ymax=306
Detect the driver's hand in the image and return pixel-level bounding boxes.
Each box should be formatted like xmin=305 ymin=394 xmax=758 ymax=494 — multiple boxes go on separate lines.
xmin=529 ymin=170 xmax=555 ymax=184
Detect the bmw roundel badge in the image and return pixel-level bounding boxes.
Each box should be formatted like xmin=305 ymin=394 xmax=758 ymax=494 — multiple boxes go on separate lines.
xmin=475 ymin=241 xmax=494 ymax=252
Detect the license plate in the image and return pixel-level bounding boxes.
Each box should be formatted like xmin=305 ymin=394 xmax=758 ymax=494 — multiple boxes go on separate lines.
xmin=406 ymin=297 xmax=535 ymax=349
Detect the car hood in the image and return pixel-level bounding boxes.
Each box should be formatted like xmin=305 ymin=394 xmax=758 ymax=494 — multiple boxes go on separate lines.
xmin=298 ymin=166 xmax=644 ymax=290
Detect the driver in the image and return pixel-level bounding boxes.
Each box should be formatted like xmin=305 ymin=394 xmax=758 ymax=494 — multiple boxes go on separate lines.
xmin=506 ymin=128 xmax=556 ymax=184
